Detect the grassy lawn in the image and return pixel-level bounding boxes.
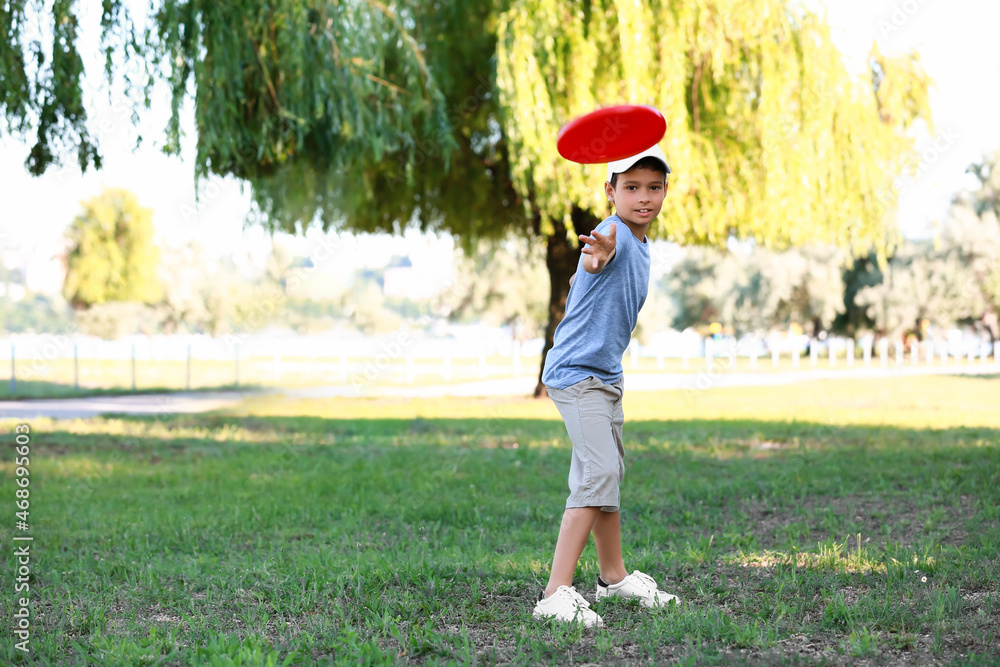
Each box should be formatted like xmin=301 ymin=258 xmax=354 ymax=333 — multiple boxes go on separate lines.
xmin=0 ymin=379 xmax=264 ymax=401
xmin=1 ymin=375 xmax=998 ymax=665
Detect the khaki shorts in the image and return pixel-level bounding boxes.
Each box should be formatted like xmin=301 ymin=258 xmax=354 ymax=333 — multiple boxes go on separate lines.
xmin=547 ymin=375 xmax=625 ymax=512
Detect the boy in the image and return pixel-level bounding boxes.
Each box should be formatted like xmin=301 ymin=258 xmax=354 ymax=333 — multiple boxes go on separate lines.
xmin=533 ymin=143 xmax=679 ymax=628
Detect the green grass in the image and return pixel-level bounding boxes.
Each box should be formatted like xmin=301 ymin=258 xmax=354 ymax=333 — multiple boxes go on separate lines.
xmin=0 ymin=378 xmax=265 ymax=401
xmin=2 ymin=375 xmax=998 ymax=665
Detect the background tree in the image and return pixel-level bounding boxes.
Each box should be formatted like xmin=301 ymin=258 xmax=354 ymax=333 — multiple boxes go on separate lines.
xmin=154 ymin=240 xmax=268 ymax=337
xmin=74 ymin=301 xmax=160 ymax=339
xmin=496 ymin=0 xmax=930 ymax=393
xmin=62 ymin=187 xmax=163 ymax=310
xmin=665 ymin=244 xmax=845 ymax=336
xmin=442 ymin=234 xmax=549 ymax=342
xmin=4 ymin=0 xmax=931 ymax=395
xmin=0 ymin=293 xmax=74 ymax=334
xmin=856 ymin=151 xmax=1000 ymax=342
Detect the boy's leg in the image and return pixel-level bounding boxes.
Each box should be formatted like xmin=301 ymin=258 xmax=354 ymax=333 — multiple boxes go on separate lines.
xmin=544 ymin=376 xmax=624 ymax=598
xmin=593 ymin=380 xmax=627 ymax=584
xmin=543 ymin=507 xmax=600 ymax=597
xmin=594 ymin=380 xmax=628 ymax=584
xmin=592 ymin=510 xmax=627 ymax=585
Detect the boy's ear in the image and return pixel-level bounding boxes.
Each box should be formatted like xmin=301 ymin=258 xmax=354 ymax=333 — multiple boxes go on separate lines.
xmin=605 ymin=181 xmax=614 ymax=202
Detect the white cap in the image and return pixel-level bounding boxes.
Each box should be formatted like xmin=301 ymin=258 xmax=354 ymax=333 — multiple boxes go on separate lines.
xmin=606 ymin=143 xmax=670 ymax=183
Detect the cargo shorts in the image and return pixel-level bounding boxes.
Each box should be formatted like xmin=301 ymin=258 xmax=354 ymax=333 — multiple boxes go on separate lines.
xmin=546 ymin=375 xmax=625 ymax=512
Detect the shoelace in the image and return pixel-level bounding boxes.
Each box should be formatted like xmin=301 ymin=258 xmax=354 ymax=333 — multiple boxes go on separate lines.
xmin=629 ymin=570 xmax=660 ymax=595
xmin=555 ymin=585 xmax=592 ymax=609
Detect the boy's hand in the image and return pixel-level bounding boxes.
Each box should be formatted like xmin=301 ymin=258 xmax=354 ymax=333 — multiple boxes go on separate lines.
xmin=579 ymin=223 xmax=617 ymax=273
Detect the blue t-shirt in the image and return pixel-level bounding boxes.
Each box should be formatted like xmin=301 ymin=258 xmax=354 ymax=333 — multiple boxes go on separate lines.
xmin=542 ymin=214 xmax=650 ymax=389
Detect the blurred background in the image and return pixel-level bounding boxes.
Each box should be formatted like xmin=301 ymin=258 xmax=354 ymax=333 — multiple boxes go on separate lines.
xmin=1 ymin=0 xmax=998 ymax=398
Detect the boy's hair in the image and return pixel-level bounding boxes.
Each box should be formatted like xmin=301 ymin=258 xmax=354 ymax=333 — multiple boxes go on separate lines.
xmin=609 ymin=156 xmax=668 ymax=188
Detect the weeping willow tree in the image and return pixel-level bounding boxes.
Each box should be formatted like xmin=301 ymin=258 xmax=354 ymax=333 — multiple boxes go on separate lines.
xmin=2 ymin=0 xmax=930 ymax=396
xmin=0 ymin=0 xmax=455 ymax=190
xmin=496 ymin=0 xmax=931 ymax=393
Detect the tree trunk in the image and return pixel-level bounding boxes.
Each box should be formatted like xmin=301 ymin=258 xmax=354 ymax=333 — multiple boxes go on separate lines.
xmin=534 ymin=205 xmax=602 ymax=397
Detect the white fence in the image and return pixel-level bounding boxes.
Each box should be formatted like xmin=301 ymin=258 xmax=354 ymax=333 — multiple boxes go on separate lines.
xmin=2 ymin=330 xmax=998 ymax=393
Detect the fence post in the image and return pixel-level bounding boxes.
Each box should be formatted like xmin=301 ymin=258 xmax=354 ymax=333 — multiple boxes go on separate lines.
xmin=925 ymin=340 xmax=933 ymax=365
xmin=186 ymin=343 xmax=192 ymax=391
xmin=981 ymin=344 xmax=989 ymax=365
xmin=829 ymin=342 xmax=836 ymax=368
xmin=9 ymin=344 xmax=14 ymax=394
xmin=771 ymin=346 xmax=779 ymax=370
xmin=879 ymin=338 xmax=888 ymax=367
xmin=910 ymin=342 xmax=917 ymax=366
xmin=810 ymin=342 xmax=818 ymax=367
xmin=749 ymin=346 xmax=758 ymax=371
xmin=863 ymin=339 xmax=872 ymax=367
xmin=846 ymin=339 xmax=855 ymax=367
xmin=792 ymin=348 xmax=800 ymax=369
xmin=131 ymin=343 xmax=136 ymax=391
xmin=895 ymin=341 xmax=903 ymax=366
xmin=74 ymin=342 xmax=79 ymax=391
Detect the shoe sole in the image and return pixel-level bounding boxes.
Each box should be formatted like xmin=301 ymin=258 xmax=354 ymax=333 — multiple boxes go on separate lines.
xmin=595 ymin=591 xmax=681 ymax=608
xmin=532 ymin=609 xmax=603 ymax=628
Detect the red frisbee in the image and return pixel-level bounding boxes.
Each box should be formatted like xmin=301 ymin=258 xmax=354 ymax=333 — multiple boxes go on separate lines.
xmin=557 ymin=105 xmax=666 ymax=164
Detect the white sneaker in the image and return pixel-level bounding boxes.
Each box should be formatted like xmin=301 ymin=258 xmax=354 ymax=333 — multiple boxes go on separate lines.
xmin=595 ymin=570 xmax=680 ymax=608
xmin=532 ymin=585 xmax=604 ymax=628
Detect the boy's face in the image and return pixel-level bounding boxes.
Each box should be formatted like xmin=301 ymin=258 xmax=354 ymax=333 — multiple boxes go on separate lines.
xmin=605 ymin=167 xmax=667 ymax=227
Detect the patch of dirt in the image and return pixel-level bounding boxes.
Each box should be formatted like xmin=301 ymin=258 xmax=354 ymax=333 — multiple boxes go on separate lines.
xmin=742 ymin=492 xmax=979 ymax=550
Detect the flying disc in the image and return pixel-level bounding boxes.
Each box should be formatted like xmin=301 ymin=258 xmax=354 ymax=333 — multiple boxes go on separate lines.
xmin=557 ymin=105 xmax=666 ymax=164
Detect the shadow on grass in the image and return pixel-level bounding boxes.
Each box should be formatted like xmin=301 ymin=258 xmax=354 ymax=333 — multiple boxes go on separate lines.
xmin=38 ymin=412 xmax=1000 ymax=543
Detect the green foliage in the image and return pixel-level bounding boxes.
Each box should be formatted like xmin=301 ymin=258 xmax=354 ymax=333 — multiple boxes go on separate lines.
xmin=4 ymin=0 xmax=935 ymax=362
xmin=243 ymin=0 xmax=524 ymax=249
xmin=4 ymin=1 xmax=930 ymax=254
xmin=496 ymin=0 xmax=931 ymax=256
xmin=0 ymin=0 xmax=103 ymax=174
xmin=155 ymin=241 xmax=287 ymax=338
xmin=442 ymin=233 xmax=548 ymax=340
xmin=855 ymin=150 xmax=1000 ymax=339
xmin=62 ymin=187 xmax=163 ymax=310
xmin=74 ymin=300 xmax=160 ymax=339
xmin=349 ymin=282 xmax=404 ymax=335
xmin=0 ymin=292 xmax=74 ymax=334
xmin=665 ymin=243 xmax=846 ymax=335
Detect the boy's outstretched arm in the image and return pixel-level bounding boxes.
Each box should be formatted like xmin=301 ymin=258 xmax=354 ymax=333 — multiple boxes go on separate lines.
xmin=579 ymin=223 xmax=617 ymax=273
